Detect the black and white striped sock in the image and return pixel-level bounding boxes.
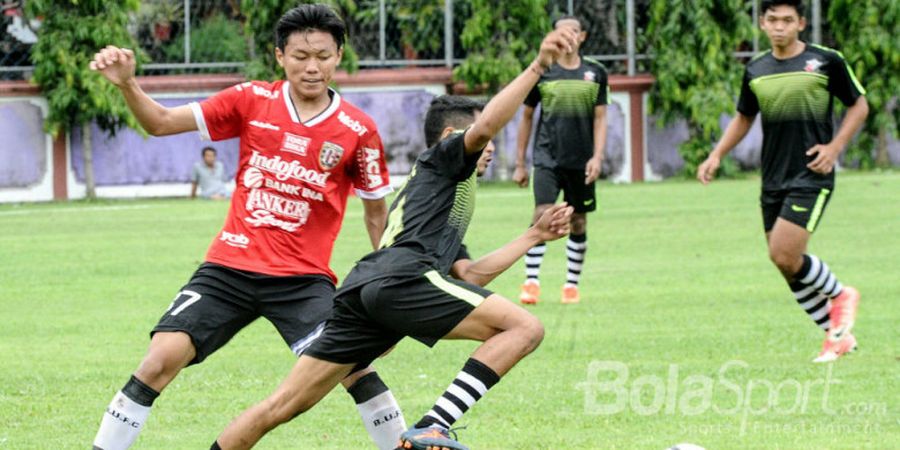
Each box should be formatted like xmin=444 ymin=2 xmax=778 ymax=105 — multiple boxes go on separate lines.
xmin=415 ymin=358 xmax=500 ymax=430
xmin=789 ymin=254 xmax=844 ymax=330
xmin=565 ymin=233 xmax=587 ymax=286
xmin=525 ymin=242 xmax=546 ymax=283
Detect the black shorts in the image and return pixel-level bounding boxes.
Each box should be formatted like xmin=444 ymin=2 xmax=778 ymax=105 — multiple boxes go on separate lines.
xmin=152 ymin=262 xmax=334 ymax=364
xmin=533 ymin=166 xmax=597 ymax=213
xmin=760 ymin=188 xmax=833 ymax=232
xmin=304 ymin=270 xmax=493 ymax=368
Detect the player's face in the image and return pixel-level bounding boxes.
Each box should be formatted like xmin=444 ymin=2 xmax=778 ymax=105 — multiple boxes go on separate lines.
xmin=203 ymin=150 xmax=216 ymax=166
xmin=760 ymin=6 xmax=805 ymax=49
xmin=276 ymin=30 xmax=343 ymax=101
xmin=476 ymin=140 xmax=495 ymax=176
xmin=554 ymin=19 xmax=586 ymax=54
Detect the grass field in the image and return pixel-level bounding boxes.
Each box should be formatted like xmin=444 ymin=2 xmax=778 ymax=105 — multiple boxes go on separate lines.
xmin=1 ymin=172 xmax=897 ymax=449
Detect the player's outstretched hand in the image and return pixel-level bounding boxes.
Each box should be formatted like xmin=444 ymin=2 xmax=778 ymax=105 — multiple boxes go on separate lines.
xmin=89 ymin=46 xmax=137 ymax=87
xmin=696 ymin=155 xmax=720 ymax=185
xmin=535 ymin=28 xmax=578 ymax=70
xmin=533 ymin=203 xmax=573 ymax=242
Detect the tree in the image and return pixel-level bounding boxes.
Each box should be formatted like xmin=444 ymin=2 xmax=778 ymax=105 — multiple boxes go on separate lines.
xmin=354 ymin=0 xmax=451 ymax=61
xmin=454 ymin=0 xmax=550 ymax=93
xmin=241 ymin=0 xmax=359 ymax=81
xmin=27 ymin=0 xmax=142 ymax=199
xmin=645 ymin=0 xmax=752 ymax=176
xmin=451 ymin=0 xmax=548 ymax=180
xmin=828 ymin=0 xmax=899 ymax=168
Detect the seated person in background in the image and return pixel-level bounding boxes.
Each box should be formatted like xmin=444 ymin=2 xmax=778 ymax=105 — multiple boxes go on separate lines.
xmin=191 ymin=146 xmax=231 ymax=200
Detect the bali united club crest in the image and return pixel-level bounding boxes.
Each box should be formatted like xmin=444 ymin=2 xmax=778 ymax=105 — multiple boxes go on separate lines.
xmin=319 ymin=141 xmax=344 ymax=171
xmin=804 ymin=58 xmax=824 ymax=73
xmin=584 ymin=70 xmax=596 ymax=82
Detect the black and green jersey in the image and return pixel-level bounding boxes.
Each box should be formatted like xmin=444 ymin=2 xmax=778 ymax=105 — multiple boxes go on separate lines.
xmin=339 ymin=132 xmax=480 ymax=290
xmin=737 ymin=44 xmax=865 ymax=191
xmin=525 ymin=57 xmax=608 ymax=170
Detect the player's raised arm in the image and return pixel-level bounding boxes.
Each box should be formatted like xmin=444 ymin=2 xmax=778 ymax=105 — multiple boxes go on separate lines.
xmin=89 ymin=45 xmax=196 ymax=136
xmin=464 ymin=28 xmax=578 ymax=154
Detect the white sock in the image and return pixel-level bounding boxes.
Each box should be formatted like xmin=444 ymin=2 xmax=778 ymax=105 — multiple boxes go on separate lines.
xmin=92 ymin=391 xmax=152 ymax=450
xmin=348 ymin=372 xmax=407 ymax=450
xmin=356 ymin=390 xmax=407 ymax=450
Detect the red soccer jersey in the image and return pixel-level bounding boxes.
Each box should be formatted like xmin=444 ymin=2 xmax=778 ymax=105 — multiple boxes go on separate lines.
xmin=189 ymin=81 xmax=392 ymax=281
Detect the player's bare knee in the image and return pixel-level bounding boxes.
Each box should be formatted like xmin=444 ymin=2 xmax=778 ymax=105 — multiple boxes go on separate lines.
xmin=768 ymin=247 xmax=798 ymax=274
xmin=571 ymin=214 xmax=587 ymax=234
xmin=517 ymin=314 xmax=545 ymax=354
xmin=134 ymin=354 xmax=180 ymax=388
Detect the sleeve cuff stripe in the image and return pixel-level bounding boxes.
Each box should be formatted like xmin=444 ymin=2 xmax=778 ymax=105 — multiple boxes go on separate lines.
xmin=190 ymin=102 xmax=212 ymax=141
xmin=355 ymin=185 xmax=394 ymax=200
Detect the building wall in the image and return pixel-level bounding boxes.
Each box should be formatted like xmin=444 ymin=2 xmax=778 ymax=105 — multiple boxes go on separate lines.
xmin=2 ymin=70 xmax=895 ymax=203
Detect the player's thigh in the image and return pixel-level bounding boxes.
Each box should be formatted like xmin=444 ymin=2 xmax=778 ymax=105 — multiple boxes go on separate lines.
xmin=258 ymin=276 xmax=335 ymax=356
xmin=768 ymin=217 xmax=811 ymax=262
xmin=760 ymin=189 xmax=787 ymax=233
xmin=560 ymin=168 xmax=597 ymax=214
xmin=532 ymin=166 xmax=563 ymax=207
xmin=365 ymin=272 xmax=493 ymax=344
xmin=152 ymin=263 xmax=258 ymax=365
xmin=443 ymin=293 xmax=541 ymax=341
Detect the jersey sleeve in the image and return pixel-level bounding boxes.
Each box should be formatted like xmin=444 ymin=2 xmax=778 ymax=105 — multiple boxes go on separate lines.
xmin=524 ymin=83 xmax=541 ymax=107
xmin=351 ymin=130 xmax=393 ymax=200
xmin=594 ymin=65 xmax=609 ymax=106
xmin=190 ymin=163 xmax=200 ymax=182
xmin=190 ymin=83 xmax=248 ymax=141
xmin=736 ymin=68 xmax=759 ymax=117
xmin=455 ymin=244 xmax=471 ymax=263
xmin=419 ymin=131 xmax=479 ymax=181
xmin=827 ymin=52 xmax=866 ymax=106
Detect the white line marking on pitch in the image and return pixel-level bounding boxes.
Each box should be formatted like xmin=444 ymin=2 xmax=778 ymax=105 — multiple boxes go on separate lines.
xmin=0 ymin=204 xmax=153 ymax=216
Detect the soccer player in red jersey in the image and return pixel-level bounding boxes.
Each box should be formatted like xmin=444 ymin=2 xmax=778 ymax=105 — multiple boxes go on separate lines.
xmin=89 ymin=5 xmax=405 ymax=449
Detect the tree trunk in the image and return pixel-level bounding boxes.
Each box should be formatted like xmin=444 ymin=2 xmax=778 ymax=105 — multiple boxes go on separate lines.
xmin=875 ymin=124 xmax=889 ymax=167
xmin=82 ymin=123 xmax=96 ymax=200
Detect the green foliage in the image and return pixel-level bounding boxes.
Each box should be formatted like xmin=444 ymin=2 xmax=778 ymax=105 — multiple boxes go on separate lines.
xmin=162 ymin=13 xmax=248 ymax=68
xmin=240 ymin=0 xmax=359 ymax=81
xmin=828 ymin=0 xmax=900 ymax=168
xmin=25 ymin=0 xmax=141 ymax=136
xmin=355 ymin=0 xmax=445 ymax=57
xmin=645 ymin=0 xmax=752 ymax=176
xmin=454 ymin=0 xmax=550 ymax=93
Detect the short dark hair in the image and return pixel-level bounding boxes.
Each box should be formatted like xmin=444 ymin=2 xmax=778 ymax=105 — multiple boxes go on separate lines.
xmin=201 ymin=146 xmax=216 ymax=157
xmin=761 ymin=0 xmax=805 ymax=17
xmin=553 ymin=15 xmax=583 ymax=30
xmin=423 ymin=96 xmax=483 ymax=147
xmin=276 ymin=4 xmax=346 ymax=52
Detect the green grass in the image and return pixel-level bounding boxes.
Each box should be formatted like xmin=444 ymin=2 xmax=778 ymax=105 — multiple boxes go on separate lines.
xmin=1 ymin=172 xmax=897 ymax=449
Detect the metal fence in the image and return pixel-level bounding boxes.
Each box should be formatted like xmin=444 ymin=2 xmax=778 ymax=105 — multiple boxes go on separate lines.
xmin=1 ymin=0 xmax=833 ymax=80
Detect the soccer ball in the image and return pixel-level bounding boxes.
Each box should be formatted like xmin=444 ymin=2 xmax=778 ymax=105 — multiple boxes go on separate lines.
xmin=667 ymin=445 xmax=706 ymax=450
